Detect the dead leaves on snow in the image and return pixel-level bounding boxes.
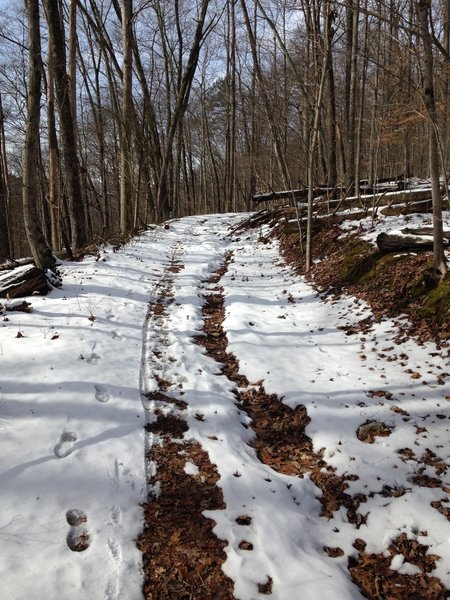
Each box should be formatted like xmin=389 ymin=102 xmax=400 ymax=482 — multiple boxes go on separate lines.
xmin=349 ymin=534 xmax=448 ymax=600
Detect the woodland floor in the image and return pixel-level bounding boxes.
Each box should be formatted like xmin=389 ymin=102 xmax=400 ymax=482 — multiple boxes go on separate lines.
xmin=137 ymin=213 xmax=450 ymax=600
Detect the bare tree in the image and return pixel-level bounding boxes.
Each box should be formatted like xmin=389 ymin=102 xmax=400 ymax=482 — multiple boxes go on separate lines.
xmin=23 ymin=0 xmax=54 ymax=270
xmin=156 ymin=0 xmax=212 ymax=222
xmin=0 ymin=92 xmax=10 ymax=260
xmin=45 ymin=0 xmax=86 ymax=251
xmin=417 ymin=0 xmax=447 ymax=280
xmin=120 ymin=0 xmax=133 ymax=234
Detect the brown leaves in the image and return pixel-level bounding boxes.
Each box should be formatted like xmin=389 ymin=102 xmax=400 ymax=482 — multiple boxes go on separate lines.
xmin=138 ymin=440 xmax=233 ymax=599
xmin=356 ymin=420 xmax=392 ymax=443
xmin=258 ymin=576 xmax=273 ymax=595
xmin=324 ymin=546 xmax=345 ymax=558
xmin=349 ymin=533 xmax=448 ymax=600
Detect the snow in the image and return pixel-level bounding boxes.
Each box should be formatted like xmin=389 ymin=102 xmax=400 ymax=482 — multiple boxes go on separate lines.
xmin=1 ymin=213 xmax=449 ymax=599
xmin=339 ymin=209 xmax=450 ymax=248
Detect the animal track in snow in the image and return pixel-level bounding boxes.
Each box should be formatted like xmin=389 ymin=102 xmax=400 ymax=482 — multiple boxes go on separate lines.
xmin=94 ymin=384 xmax=111 ymax=403
xmin=54 ymin=430 xmax=77 ymax=458
xmin=87 ymin=342 xmax=101 ymax=364
xmin=87 ymin=352 xmax=101 ymax=365
xmin=111 ymin=329 xmax=123 ymax=341
xmin=109 ymin=505 xmax=122 ymax=526
xmin=107 ymin=537 xmax=122 ymax=563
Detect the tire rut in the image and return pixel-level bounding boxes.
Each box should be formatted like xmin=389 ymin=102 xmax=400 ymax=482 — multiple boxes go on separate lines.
xmin=137 ymin=249 xmax=235 ymax=600
xmin=196 ymin=251 xmax=449 ymax=600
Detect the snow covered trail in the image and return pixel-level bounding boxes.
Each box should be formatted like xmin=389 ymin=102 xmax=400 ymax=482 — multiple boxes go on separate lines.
xmin=222 ymin=225 xmax=450 ymax=595
xmin=1 ymin=213 xmax=449 ymax=599
xmin=140 ymin=217 xmax=362 ymax=599
xmin=141 ymin=215 xmax=449 ymax=599
xmin=0 ymin=225 xmax=177 ymax=600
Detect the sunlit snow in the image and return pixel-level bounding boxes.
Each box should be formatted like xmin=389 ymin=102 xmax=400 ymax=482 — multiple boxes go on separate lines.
xmin=0 ymin=213 xmax=449 ymax=599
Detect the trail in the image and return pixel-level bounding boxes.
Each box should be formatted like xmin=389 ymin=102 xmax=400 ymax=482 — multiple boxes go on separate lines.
xmin=0 ymin=214 xmax=448 ymax=600
xmin=137 ymin=215 xmax=450 ymax=600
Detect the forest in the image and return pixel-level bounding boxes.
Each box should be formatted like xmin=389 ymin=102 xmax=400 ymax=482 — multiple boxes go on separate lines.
xmin=1 ymin=3 xmax=450 ymax=598
xmin=0 ymin=0 xmax=449 ymax=277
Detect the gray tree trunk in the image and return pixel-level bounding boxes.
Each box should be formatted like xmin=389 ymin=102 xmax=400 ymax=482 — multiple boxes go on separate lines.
xmin=45 ymin=0 xmax=86 ymax=252
xmin=0 ymin=93 xmax=10 ymax=260
xmin=120 ymin=0 xmax=133 ymax=234
xmin=23 ymin=0 xmax=54 ymax=270
xmin=417 ymin=0 xmax=447 ymax=280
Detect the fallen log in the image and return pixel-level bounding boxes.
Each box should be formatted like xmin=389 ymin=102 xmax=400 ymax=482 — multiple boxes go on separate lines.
xmin=252 ymin=187 xmax=333 ymax=204
xmin=380 ymin=199 xmax=432 ymax=216
xmin=0 ymin=257 xmax=35 ymax=272
xmin=402 ymin=227 xmax=450 ymax=240
xmin=0 ymin=264 xmax=50 ymax=298
xmin=230 ymin=209 xmax=272 ymax=233
xmin=0 ymin=300 xmax=33 ymax=313
xmin=376 ymin=231 xmax=435 ymax=252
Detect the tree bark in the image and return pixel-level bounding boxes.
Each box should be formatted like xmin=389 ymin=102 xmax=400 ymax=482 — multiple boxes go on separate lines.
xmin=0 ymin=92 xmax=10 ymax=260
xmin=45 ymin=0 xmax=86 ymax=252
xmin=120 ymin=0 xmax=133 ymax=234
xmin=46 ymin=45 xmax=60 ymax=252
xmin=417 ymin=0 xmax=447 ymax=280
xmin=23 ymin=0 xmax=54 ymax=271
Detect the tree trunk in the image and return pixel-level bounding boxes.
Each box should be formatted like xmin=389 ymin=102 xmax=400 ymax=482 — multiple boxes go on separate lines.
xmin=240 ymin=0 xmax=290 ymax=189
xmin=45 ymin=0 xmax=86 ymax=252
xmin=344 ymin=0 xmax=359 ymax=190
xmin=156 ymin=0 xmax=211 ymax=222
xmin=306 ymin=1 xmax=332 ymax=271
xmin=324 ymin=3 xmax=337 ymax=186
xmin=23 ymin=0 xmax=55 ymax=271
xmin=417 ymin=0 xmax=447 ymax=280
xmin=120 ymin=0 xmax=133 ymax=234
xmin=46 ymin=45 xmax=60 ymax=252
xmin=0 ymin=92 xmax=10 ymax=260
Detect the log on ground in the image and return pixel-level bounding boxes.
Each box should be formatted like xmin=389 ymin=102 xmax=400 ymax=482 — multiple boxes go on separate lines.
xmin=376 ymin=231 xmax=437 ymax=252
xmin=380 ymin=199 xmax=432 ymax=216
xmin=0 ymin=265 xmax=49 ymax=298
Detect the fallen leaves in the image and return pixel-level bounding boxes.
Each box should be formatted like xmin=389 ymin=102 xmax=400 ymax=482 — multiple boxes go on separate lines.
xmin=356 ymin=420 xmax=393 ymax=443
xmin=349 ymin=533 xmax=448 ymax=600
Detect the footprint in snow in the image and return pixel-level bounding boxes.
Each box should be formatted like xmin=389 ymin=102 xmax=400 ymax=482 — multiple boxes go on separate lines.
xmin=54 ymin=430 xmax=77 ymax=458
xmin=111 ymin=329 xmax=123 ymax=341
xmin=109 ymin=505 xmax=122 ymax=526
xmin=66 ymin=509 xmax=90 ymax=552
xmin=94 ymin=384 xmax=111 ymax=403
xmin=87 ymin=352 xmax=101 ymax=365
xmin=104 ymin=579 xmax=119 ymax=600
xmin=87 ymin=342 xmax=101 ymax=364
xmin=107 ymin=537 xmax=122 ymax=563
